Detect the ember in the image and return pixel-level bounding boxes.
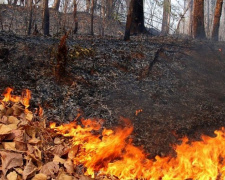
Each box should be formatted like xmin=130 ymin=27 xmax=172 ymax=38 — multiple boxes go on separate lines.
xmin=1 ymin=87 xmax=225 ymax=179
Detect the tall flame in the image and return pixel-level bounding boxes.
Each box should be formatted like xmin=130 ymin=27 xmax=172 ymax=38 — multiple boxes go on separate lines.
xmin=51 ymin=119 xmax=225 ymax=179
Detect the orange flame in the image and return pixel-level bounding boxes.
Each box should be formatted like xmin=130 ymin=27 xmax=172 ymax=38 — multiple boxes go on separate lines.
xmin=2 ymin=87 xmax=31 ymax=113
xmin=51 ymin=119 xmax=225 ymax=179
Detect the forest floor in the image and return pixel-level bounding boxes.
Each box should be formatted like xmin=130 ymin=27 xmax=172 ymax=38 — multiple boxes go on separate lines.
xmin=1 ymin=31 xmax=225 ymax=159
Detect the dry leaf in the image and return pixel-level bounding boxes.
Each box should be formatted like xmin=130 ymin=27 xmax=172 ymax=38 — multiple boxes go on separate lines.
xmin=12 ymin=103 xmax=24 ymax=116
xmin=23 ymin=160 xmax=37 ymax=180
xmin=6 ymin=108 xmax=13 ymax=116
xmin=79 ymin=175 xmax=93 ymax=180
xmin=26 ymin=112 xmax=33 ymax=121
xmin=6 ymin=171 xmax=17 ymax=180
xmin=14 ymin=167 xmax=23 ymax=175
xmin=28 ymin=138 xmax=41 ymax=145
xmin=40 ymin=162 xmax=59 ymax=178
xmin=53 ymin=155 xmax=66 ymax=164
xmin=8 ymin=116 xmax=19 ymax=125
xmin=7 ymin=124 xmax=17 ymax=130
xmin=57 ymin=171 xmax=74 ymax=180
xmin=52 ymin=144 xmax=65 ymax=156
xmin=0 ymin=151 xmax=23 ymax=176
xmin=27 ymin=144 xmax=42 ymax=161
xmin=2 ymin=142 xmax=16 ymax=151
xmin=0 ymin=124 xmax=12 ymax=135
xmin=54 ymin=137 xmax=62 ymax=145
xmin=0 ymin=116 xmax=8 ymax=124
xmin=31 ymin=173 xmax=47 ymax=180
xmin=64 ymin=159 xmax=74 ymax=174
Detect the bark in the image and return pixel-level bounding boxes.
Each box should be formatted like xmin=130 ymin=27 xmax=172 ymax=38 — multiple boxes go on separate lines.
xmin=86 ymin=0 xmax=91 ymax=12
xmin=106 ymin=0 xmax=113 ymax=19
xmin=90 ymin=0 xmax=95 ymax=35
xmin=193 ymin=0 xmax=206 ymax=39
xmin=132 ymin=0 xmax=145 ymax=34
xmin=73 ymin=0 xmax=78 ymax=34
xmin=161 ymin=0 xmax=171 ymax=35
xmin=211 ymin=0 xmax=223 ymax=41
xmin=53 ymin=0 xmax=60 ymax=11
xmin=189 ymin=0 xmax=193 ymax=36
xmin=13 ymin=0 xmax=18 ymax=6
xmin=27 ymin=0 xmax=33 ymax=35
xmin=42 ymin=0 xmax=49 ymax=36
xmin=124 ymin=0 xmax=134 ymax=41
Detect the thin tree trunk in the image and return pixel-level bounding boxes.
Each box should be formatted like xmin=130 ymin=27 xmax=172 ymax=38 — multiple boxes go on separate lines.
xmin=27 ymin=0 xmax=33 ymax=35
xmin=161 ymin=0 xmax=171 ymax=35
xmin=211 ymin=0 xmax=223 ymax=40
xmin=42 ymin=0 xmax=49 ymax=36
xmin=124 ymin=0 xmax=134 ymax=41
xmin=106 ymin=0 xmax=113 ymax=19
xmin=73 ymin=0 xmax=78 ymax=34
xmin=86 ymin=0 xmax=90 ymax=12
xmin=90 ymin=0 xmax=94 ymax=35
xmin=193 ymin=0 xmax=206 ymax=39
xmin=53 ymin=0 xmax=60 ymax=11
xmin=13 ymin=0 xmax=18 ymax=6
xmin=189 ymin=0 xmax=193 ymax=36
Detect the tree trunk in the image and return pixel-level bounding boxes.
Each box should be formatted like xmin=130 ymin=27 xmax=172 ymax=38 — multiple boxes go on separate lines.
xmin=189 ymin=0 xmax=193 ymax=36
xmin=211 ymin=0 xmax=223 ymax=41
xmin=90 ymin=0 xmax=95 ymax=35
xmin=124 ymin=0 xmax=134 ymax=41
xmin=13 ymin=0 xmax=18 ymax=6
xmin=193 ymin=0 xmax=206 ymax=39
xmin=106 ymin=0 xmax=113 ymax=19
xmin=86 ymin=0 xmax=90 ymax=12
xmin=27 ymin=0 xmax=33 ymax=35
xmin=53 ymin=0 xmax=60 ymax=11
xmin=161 ymin=0 xmax=171 ymax=35
xmin=42 ymin=0 xmax=49 ymax=36
xmin=73 ymin=0 xmax=78 ymax=34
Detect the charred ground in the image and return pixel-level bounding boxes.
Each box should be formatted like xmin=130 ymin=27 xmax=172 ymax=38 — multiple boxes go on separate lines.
xmin=1 ymin=31 xmax=225 ymax=157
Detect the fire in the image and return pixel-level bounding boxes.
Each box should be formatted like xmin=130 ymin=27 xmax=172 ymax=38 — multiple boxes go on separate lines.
xmin=1 ymin=87 xmax=31 ymax=112
xmin=51 ymin=119 xmax=225 ymax=179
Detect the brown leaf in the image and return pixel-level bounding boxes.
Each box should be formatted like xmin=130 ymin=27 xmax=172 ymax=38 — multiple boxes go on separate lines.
xmin=53 ymin=155 xmax=66 ymax=164
xmin=52 ymin=144 xmax=65 ymax=156
xmin=64 ymin=159 xmax=74 ymax=174
xmin=2 ymin=142 xmax=16 ymax=151
xmin=54 ymin=137 xmax=62 ymax=145
xmin=28 ymin=138 xmax=41 ymax=145
xmin=23 ymin=160 xmax=37 ymax=180
xmin=40 ymin=162 xmax=59 ymax=178
xmin=57 ymin=171 xmax=74 ymax=180
xmin=26 ymin=112 xmax=33 ymax=121
xmin=31 ymin=173 xmax=47 ymax=180
xmin=6 ymin=171 xmax=17 ymax=180
xmin=12 ymin=103 xmax=24 ymax=116
xmin=0 ymin=116 xmax=8 ymax=124
xmin=0 ymin=124 xmax=12 ymax=135
xmin=0 ymin=151 xmax=23 ymax=176
xmin=8 ymin=116 xmax=19 ymax=125
xmin=27 ymin=144 xmax=42 ymax=161
xmin=79 ymin=175 xmax=93 ymax=180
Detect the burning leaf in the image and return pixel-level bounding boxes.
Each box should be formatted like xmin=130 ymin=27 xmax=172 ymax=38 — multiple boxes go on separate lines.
xmin=31 ymin=173 xmax=47 ymax=180
xmin=40 ymin=162 xmax=59 ymax=178
xmin=6 ymin=171 xmax=18 ymax=180
xmin=23 ymin=160 xmax=37 ymax=179
xmin=0 ymin=151 xmax=23 ymax=176
xmin=68 ymin=146 xmax=78 ymax=160
xmin=2 ymin=142 xmax=16 ymax=151
xmin=64 ymin=159 xmax=74 ymax=174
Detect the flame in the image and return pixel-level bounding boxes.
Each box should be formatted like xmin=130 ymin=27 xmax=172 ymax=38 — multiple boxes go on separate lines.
xmin=51 ymin=118 xmax=225 ymax=179
xmin=1 ymin=87 xmax=31 ymax=113
xmin=135 ymin=109 xmax=143 ymax=116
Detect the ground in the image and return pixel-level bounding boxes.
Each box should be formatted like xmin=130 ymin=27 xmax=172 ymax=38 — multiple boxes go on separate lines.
xmin=1 ymin=31 xmax=225 ymax=158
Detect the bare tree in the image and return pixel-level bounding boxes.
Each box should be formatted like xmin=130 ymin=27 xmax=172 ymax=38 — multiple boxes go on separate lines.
xmin=211 ymin=0 xmax=223 ymax=40
xmin=124 ymin=0 xmax=134 ymax=40
xmin=73 ymin=0 xmax=78 ymax=34
xmin=161 ymin=0 xmax=171 ymax=35
xmin=42 ymin=0 xmax=49 ymax=35
xmin=193 ymin=0 xmax=206 ymax=39
xmin=27 ymin=0 xmax=33 ymax=35
xmin=90 ymin=0 xmax=95 ymax=35
xmin=86 ymin=0 xmax=90 ymax=12
xmin=106 ymin=0 xmax=113 ymax=19
xmin=53 ymin=0 xmax=60 ymax=11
